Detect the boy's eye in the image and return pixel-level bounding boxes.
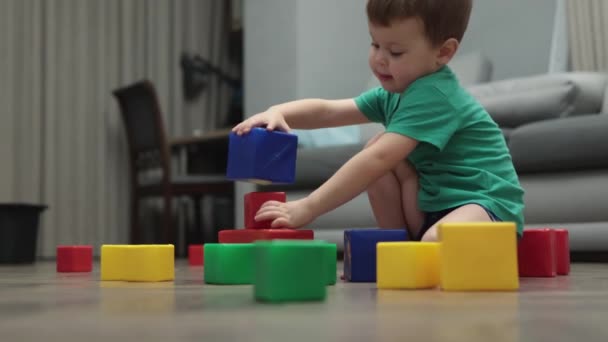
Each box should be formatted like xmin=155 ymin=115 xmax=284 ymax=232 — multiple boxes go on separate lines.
xmin=371 ymin=43 xmax=380 ymax=49
xmin=390 ymin=51 xmax=404 ymax=57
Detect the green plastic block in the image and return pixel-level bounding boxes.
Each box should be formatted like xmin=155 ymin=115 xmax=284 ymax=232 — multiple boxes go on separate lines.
xmin=204 ymin=243 xmax=255 ymax=284
xmin=254 ymin=240 xmax=336 ymax=302
xmin=324 ymin=243 xmax=337 ymax=285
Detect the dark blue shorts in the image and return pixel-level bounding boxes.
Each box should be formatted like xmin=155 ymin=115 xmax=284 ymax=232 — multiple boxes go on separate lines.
xmin=415 ymin=205 xmax=501 ymax=241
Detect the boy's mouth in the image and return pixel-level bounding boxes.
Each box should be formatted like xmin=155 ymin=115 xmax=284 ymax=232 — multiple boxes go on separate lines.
xmin=376 ymin=72 xmax=393 ymax=81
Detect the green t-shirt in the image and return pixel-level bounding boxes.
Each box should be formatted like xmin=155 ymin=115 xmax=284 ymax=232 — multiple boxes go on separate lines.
xmin=354 ymin=66 xmax=525 ymax=235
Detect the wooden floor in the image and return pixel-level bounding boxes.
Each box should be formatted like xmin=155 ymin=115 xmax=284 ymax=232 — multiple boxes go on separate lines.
xmin=1 ymin=261 xmax=608 ymax=341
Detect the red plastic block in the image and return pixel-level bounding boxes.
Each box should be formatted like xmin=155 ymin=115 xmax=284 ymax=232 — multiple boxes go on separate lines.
xmin=517 ymin=229 xmax=556 ymax=277
xmin=554 ymin=229 xmax=570 ymax=275
xmin=218 ymin=229 xmax=314 ymax=243
xmin=244 ymin=192 xmax=286 ymax=229
xmin=56 ymin=245 xmax=93 ymax=272
xmin=188 ymin=244 xmax=204 ymax=266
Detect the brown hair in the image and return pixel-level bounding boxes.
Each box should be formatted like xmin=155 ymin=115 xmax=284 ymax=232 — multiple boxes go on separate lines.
xmin=366 ymin=0 xmax=472 ymax=46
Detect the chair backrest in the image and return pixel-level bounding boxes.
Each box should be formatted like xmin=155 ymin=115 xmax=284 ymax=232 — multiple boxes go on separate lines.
xmin=112 ymin=80 xmax=171 ymax=179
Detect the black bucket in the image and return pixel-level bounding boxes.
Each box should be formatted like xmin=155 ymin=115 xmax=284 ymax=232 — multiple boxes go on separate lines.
xmin=0 ymin=204 xmax=48 ymax=264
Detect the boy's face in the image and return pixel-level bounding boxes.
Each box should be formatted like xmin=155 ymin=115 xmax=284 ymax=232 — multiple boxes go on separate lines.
xmin=368 ymin=17 xmax=449 ymax=93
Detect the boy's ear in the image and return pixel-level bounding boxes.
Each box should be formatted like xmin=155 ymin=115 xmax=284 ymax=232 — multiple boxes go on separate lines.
xmin=436 ymin=38 xmax=459 ymax=66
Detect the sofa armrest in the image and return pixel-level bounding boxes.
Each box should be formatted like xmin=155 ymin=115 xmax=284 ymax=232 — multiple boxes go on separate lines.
xmin=508 ymin=114 xmax=608 ymax=174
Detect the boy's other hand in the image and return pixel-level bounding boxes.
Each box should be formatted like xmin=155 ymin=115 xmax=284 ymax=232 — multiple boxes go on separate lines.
xmin=254 ymin=198 xmax=316 ymax=229
xmin=232 ymin=107 xmax=291 ymax=136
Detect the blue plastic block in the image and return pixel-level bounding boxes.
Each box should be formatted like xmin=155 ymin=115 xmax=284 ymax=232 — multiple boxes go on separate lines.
xmin=344 ymin=228 xmax=408 ymax=282
xmin=226 ymin=127 xmax=298 ymax=184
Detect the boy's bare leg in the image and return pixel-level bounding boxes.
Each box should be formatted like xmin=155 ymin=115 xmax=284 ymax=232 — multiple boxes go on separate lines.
xmin=420 ymin=204 xmax=494 ymax=241
xmin=364 ymin=133 xmax=425 ymax=237
xmin=367 ymin=169 xmax=406 ymax=228
xmin=393 ymin=161 xmax=425 ymax=238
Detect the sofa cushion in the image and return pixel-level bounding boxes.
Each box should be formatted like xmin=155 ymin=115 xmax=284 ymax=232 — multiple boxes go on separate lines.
xmin=260 ymin=144 xmax=364 ymax=191
xmin=508 ymin=114 xmax=608 ymax=173
xmin=501 ymin=128 xmax=513 ymax=143
xmin=602 ymin=84 xmax=608 ymax=114
xmin=468 ymin=72 xmax=608 ymax=128
xmin=469 ymin=81 xmax=577 ymax=128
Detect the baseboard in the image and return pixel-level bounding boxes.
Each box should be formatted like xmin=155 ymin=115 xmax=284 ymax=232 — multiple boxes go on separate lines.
xmin=571 ymin=251 xmax=608 ymax=262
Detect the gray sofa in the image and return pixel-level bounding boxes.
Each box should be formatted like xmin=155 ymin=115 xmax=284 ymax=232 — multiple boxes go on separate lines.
xmin=258 ymin=72 xmax=608 ymax=252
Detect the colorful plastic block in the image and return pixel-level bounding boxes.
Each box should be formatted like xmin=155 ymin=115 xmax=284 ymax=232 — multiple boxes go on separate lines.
xmin=554 ymin=229 xmax=570 ymax=275
xmin=324 ymin=242 xmax=338 ymax=285
xmin=188 ymin=244 xmax=204 ymax=266
xmin=254 ymin=240 xmax=332 ymax=302
xmin=517 ymin=229 xmax=556 ymax=277
xmin=218 ymin=228 xmax=314 ymax=243
xmin=439 ymin=222 xmax=519 ymax=291
xmin=377 ymin=242 xmax=440 ymax=289
xmin=226 ymin=127 xmax=298 ymax=184
xmin=204 ymin=243 xmax=255 ymax=284
xmin=100 ymin=245 xmax=174 ymax=282
xmin=56 ymin=245 xmax=93 ymax=272
xmin=100 ymin=245 xmax=128 ymax=280
xmin=268 ymin=239 xmax=336 ymax=285
xmin=344 ymin=228 xmax=408 ymax=282
xmin=244 ymin=192 xmax=287 ymax=229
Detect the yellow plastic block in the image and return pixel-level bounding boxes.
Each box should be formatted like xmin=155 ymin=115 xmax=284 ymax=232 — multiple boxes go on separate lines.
xmin=101 ymin=245 xmax=174 ymax=282
xmin=377 ymin=242 xmax=440 ymax=289
xmin=438 ymin=222 xmax=518 ymax=291
xmin=100 ymin=245 xmax=128 ymax=280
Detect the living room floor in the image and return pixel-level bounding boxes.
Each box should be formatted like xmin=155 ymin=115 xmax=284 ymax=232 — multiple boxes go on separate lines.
xmin=1 ymin=261 xmax=607 ymax=341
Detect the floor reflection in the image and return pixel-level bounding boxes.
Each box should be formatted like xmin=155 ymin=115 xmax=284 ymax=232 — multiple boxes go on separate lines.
xmin=99 ymin=281 xmax=175 ymax=314
xmin=374 ymin=288 xmax=520 ymax=342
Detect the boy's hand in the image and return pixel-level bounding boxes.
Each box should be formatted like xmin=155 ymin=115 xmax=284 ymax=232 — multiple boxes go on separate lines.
xmin=254 ymin=198 xmax=316 ymax=229
xmin=232 ymin=107 xmax=291 ymax=136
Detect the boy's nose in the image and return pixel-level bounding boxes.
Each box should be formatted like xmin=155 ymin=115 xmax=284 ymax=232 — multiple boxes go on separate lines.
xmin=374 ymin=52 xmax=387 ymax=67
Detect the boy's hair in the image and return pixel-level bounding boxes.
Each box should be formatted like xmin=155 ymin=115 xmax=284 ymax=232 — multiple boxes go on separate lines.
xmin=366 ymin=0 xmax=472 ymax=46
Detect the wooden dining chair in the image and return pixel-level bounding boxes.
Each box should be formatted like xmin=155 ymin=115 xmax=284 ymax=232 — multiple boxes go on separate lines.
xmin=112 ymin=80 xmax=233 ymax=247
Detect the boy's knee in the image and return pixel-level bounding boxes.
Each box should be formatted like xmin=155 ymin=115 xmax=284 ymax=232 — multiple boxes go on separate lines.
xmin=394 ymin=159 xmax=418 ymax=182
xmin=420 ymin=227 xmax=438 ymax=242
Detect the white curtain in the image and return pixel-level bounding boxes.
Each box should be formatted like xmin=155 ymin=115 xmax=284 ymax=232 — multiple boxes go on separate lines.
xmin=566 ymin=0 xmax=608 ymax=71
xmin=0 ymin=0 xmax=238 ymax=257
xmin=549 ymin=0 xmax=569 ymax=73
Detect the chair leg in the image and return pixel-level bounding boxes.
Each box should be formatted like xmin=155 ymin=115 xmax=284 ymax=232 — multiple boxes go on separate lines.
xmin=193 ymin=195 xmax=203 ymax=244
xmin=130 ymin=195 xmax=140 ymax=244
xmin=163 ymin=193 xmax=173 ymax=244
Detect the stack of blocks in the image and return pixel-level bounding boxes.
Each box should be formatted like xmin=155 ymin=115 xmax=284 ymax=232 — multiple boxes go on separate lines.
xmin=203 ymin=127 xmax=337 ymax=301
xmin=221 ymin=127 xmax=313 ymax=244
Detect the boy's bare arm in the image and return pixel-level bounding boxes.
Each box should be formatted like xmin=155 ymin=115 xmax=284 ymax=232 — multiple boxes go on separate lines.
xmin=306 ymin=132 xmax=418 ymax=218
xmin=232 ymin=99 xmax=369 ymax=135
xmin=277 ymin=99 xmax=370 ymax=129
